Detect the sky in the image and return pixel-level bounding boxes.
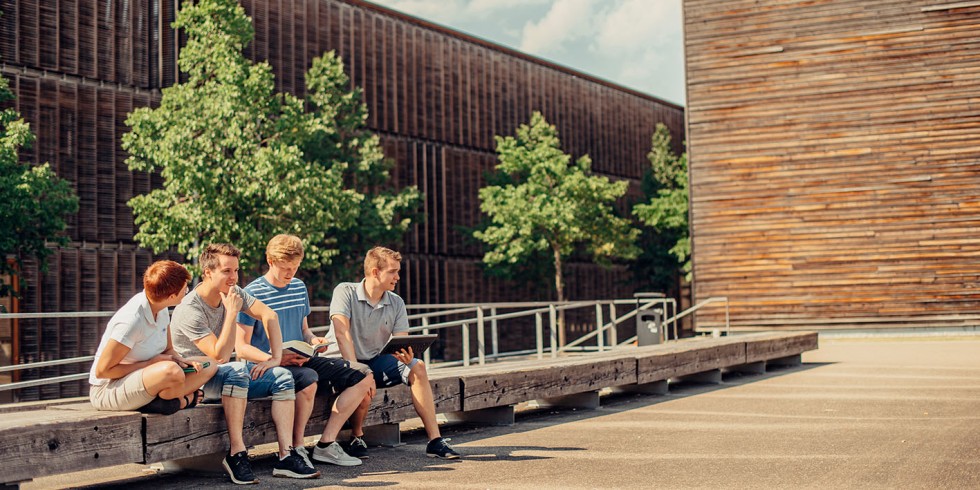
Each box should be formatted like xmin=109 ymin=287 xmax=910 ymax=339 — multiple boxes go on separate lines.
xmin=366 ymin=0 xmax=686 ymax=106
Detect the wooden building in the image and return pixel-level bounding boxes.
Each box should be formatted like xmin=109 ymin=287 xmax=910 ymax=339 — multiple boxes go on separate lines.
xmin=683 ymin=0 xmax=980 ymax=330
xmin=0 ymin=0 xmax=684 ymax=399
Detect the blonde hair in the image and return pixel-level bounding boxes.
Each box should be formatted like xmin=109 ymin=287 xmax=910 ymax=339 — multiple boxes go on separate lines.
xmin=364 ymin=246 xmax=402 ymax=276
xmin=266 ymin=234 xmax=304 ymax=263
xmin=200 ymin=243 xmax=241 ymax=273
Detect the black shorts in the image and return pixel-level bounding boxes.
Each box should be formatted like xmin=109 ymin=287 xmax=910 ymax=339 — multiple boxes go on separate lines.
xmin=282 ymin=365 xmax=318 ymax=393
xmin=304 ymin=356 xmax=367 ymax=395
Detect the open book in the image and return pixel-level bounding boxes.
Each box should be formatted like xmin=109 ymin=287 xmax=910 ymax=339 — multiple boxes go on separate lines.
xmin=283 ymin=340 xmax=330 ymax=358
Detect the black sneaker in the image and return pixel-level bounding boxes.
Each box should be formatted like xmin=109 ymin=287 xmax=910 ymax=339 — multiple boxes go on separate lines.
xmin=223 ymin=450 xmax=258 ymax=485
xmin=273 ymin=448 xmax=321 ymax=479
xmin=346 ymin=436 xmax=369 ymax=458
xmin=425 ymin=437 xmax=460 ymax=459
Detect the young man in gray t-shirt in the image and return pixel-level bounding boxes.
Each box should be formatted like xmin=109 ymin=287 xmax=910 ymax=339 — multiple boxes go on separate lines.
xmin=328 ymin=246 xmax=460 ymax=459
xmin=170 ymin=243 xmax=319 ymax=483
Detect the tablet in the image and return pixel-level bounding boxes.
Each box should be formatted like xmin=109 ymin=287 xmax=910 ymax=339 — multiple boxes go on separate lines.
xmin=379 ymin=334 xmax=439 ymax=358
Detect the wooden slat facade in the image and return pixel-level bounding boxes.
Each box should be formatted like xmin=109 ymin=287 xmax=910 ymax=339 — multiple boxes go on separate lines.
xmin=1 ymin=0 xmax=684 ymax=399
xmin=683 ymin=0 xmax=980 ymax=329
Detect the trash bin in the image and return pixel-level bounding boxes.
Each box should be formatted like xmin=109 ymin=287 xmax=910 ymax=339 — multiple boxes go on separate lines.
xmin=636 ymin=308 xmax=663 ymax=346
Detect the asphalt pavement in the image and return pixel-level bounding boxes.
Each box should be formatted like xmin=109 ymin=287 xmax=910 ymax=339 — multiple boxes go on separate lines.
xmin=27 ymin=335 xmax=980 ymax=489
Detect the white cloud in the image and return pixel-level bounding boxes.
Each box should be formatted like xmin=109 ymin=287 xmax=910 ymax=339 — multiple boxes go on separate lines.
xmin=594 ymin=0 xmax=680 ymax=52
xmin=364 ymin=0 xmax=686 ymax=104
xmin=519 ymin=0 xmax=598 ymax=55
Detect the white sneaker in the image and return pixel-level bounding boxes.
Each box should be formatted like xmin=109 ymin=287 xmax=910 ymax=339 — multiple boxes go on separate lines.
xmin=311 ymin=441 xmax=363 ymax=466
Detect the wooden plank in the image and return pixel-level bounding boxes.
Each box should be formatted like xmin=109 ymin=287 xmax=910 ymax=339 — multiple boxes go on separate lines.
xmin=0 ymin=409 xmax=142 ymax=484
xmin=459 ymin=357 xmax=634 ymax=411
xmin=360 ymin=374 xmax=461 ymax=426
xmin=744 ymin=332 xmax=819 ymax=363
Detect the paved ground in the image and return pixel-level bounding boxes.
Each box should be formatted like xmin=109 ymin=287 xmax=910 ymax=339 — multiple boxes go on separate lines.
xmin=27 ymin=336 xmax=980 ymax=489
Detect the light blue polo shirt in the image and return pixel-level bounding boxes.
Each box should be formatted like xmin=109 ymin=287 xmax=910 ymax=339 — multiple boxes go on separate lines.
xmin=326 ymin=280 xmax=409 ymax=360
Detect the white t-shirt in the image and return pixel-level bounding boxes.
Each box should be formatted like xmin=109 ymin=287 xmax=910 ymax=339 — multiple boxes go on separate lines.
xmin=88 ymin=291 xmax=170 ymax=386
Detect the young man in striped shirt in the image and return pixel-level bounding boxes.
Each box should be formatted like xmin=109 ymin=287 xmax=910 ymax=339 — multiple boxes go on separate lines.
xmin=237 ymin=235 xmax=375 ymax=466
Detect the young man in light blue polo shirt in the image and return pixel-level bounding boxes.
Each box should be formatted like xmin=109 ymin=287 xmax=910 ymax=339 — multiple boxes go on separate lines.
xmin=327 ymin=246 xmax=460 ymax=459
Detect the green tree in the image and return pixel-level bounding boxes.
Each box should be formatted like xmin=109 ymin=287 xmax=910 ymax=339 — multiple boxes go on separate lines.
xmin=633 ymin=123 xmax=690 ymax=285
xmin=123 ymin=0 xmax=418 ymax=274
xmin=0 ymin=70 xmax=79 ymax=302
xmin=475 ymin=111 xmax=640 ymax=311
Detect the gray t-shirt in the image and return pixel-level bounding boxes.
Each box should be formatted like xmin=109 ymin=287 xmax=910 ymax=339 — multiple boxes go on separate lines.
xmin=171 ymin=285 xmax=256 ymax=358
xmin=327 ymin=280 xmax=409 ymax=360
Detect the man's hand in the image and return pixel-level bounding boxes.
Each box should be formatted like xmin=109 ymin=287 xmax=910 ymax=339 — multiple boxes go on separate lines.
xmin=150 ymin=353 xmax=175 ymax=364
xmin=249 ymin=359 xmax=278 ymax=380
xmin=392 ymin=346 xmax=414 ymax=365
xmin=280 ymin=351 xmax=308 ymax=367
xmin=220 ymin=290 xmax=243 ymax=314
xmin=309 ymin=336 xmax=329 ymax=345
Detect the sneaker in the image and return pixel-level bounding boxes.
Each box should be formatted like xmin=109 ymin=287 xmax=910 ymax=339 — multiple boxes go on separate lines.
xmin=273 ymin=448 xmax=321 ymax=479
xmin=426 ymin=437 xmax=460 ymax=459
xmin=223 ymin=450 xmax=258 ymax=485
xmin=346 ymin=436 xmax=369 ymax=458
xmin=296 ymin=446 xmax=315 ymax=469
xmin=311 ymin=441 xmax=363 ymax=466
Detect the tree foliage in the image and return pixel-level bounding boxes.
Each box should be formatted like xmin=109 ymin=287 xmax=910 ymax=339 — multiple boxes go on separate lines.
xmin=475 ymin=111 xmax=640 ymax=303
xmin=633 ymin=123 xmax=690 ymax=284
xmin=0 ymin=70 xmax=79 ymax=301
xmin=122 ymin=0 xmax=418 ymax=274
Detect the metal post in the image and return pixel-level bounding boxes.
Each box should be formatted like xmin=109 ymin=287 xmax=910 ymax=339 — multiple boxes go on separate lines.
xmin=476 ymin=307 xmax=486 ymax=365
xmin=608 ymin=303 xmax=618 ymax=346
xmin=595 ymin=302 xmax=605 ymax=352
xmin=462 ymin=322 xmax=470 ymax=367
xmin=421 ymin=316 xmax=431 ymax=366
xmin=490 ymin=306 xmax=499 ymax=358
xmin=549 ymin=304 xmax=558 ymax=358
xmin=535 ymin=312 xmax=544 ymax=359
xmin=725 ymin=299 xmax=731 ymax=336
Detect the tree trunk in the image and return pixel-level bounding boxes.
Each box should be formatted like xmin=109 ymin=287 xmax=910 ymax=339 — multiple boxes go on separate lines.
xmin=552 ymin=246 xmax=566 ymax=346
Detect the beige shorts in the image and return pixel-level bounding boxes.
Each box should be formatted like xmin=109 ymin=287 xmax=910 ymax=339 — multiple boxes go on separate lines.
xmin=89 ymin=369 xmax=155 ymax=411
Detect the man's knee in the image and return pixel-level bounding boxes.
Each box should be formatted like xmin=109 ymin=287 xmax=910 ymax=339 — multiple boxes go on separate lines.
xmin=267 ymin=367 xmax=296 ymax=401
xmin=408 ymin=359 xmax=428 ymax=383
xmin=213 ymin=363 xmax=249 ymax=399
xmin=299 ymin=382 xmax=317 ymax=399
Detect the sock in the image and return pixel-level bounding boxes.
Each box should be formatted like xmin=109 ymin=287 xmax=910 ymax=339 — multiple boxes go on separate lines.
xmin=316 ymin=440 xmax=334 ymax=448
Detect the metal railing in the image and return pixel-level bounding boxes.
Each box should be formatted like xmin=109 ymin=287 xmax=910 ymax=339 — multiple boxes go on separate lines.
xmin=0 ymin=295 xmax=730 ymax=393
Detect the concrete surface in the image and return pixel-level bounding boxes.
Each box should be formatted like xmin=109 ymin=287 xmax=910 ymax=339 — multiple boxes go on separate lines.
xmin=25 ymin=336 xmax=980 ymax=489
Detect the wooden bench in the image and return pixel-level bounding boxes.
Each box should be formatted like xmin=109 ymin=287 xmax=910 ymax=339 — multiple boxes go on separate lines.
xmin=0 ymin=331 xmax=817 ymax=486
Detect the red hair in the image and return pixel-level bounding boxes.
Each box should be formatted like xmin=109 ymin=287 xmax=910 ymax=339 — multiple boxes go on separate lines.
xmin=143 ymin=260 xmax=191 ymax=302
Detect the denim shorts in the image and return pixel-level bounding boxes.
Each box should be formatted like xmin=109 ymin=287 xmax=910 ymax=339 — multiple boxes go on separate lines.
xmin=361 ymin=354 xmax=418 ymax=388
xmin=202 ymin=362 xmax=250 ymax=400
xmin=243 ymin=362 xmax=295 ymax=401
xmin=201 ymin=362 xmax=295 ymax=401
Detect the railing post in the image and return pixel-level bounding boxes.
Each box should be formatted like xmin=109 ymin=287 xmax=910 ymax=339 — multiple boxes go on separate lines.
xmin=608 ymin=303 xmax=618 ymax=346
xmin=595 ymin=302 xmax=605 ymax=352
xmin=476 ymin=307 xmax=486 ymax=365
xmin=421 ymin=316 xmax=431 ymax=366
xmin=535 ymin=312 xmax=544 ymax=359
xmin=549 ymin=304 xmax=558 ymax=358
xmin=725 ymin=298 xmax=731 ymax=336
xmin=490 ymin=306 xmax=499 ymax=358
xmin=462 ymin=322 xmax=470 ymax=367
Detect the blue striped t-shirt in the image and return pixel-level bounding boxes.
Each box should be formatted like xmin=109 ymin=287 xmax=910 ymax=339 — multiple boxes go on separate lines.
xmin=237 ymin=276 xmax=311 ymax=353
